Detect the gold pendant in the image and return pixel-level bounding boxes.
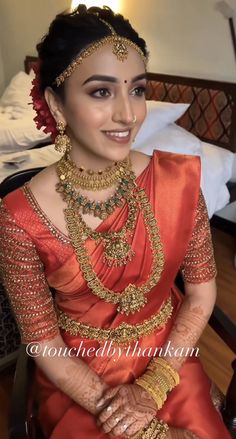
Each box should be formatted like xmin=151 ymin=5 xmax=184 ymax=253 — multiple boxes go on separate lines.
xmin=117 ymin=286 xmax=147 ymax=315
xmin=103 ymin=237 xmax=135 ymax=267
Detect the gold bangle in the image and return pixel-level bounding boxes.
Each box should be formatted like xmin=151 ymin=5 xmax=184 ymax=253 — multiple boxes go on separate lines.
xmin=147 ymin=366 xmax=176 ymax=391
xmin=130 ymin=419 xmax=169 ymax=439
xmin=140 ymin=372 xmax=169 ymax=401
xmin=135 ymin=378 xmax=165 ymax=409
xmin=144 ymin=370 xmax=170 ymax=393
xmin=151 ymin=357 xmax=180 ymax=386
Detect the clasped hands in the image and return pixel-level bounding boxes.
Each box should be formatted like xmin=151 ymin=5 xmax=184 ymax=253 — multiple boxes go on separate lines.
xmin=96 ymin=383 xmax=158 ymax=438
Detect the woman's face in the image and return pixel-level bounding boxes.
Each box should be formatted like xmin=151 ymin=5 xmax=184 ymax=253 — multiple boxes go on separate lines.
xmin=58 ymin=44 xmax=147 ymax=163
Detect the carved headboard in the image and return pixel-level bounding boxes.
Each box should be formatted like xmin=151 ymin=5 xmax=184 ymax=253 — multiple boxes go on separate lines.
xmin=146 ymin=73 xmax=236 ymax=153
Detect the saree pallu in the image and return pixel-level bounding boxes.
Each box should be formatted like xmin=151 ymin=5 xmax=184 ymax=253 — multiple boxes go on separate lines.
xmin=2 ymin=151 xmax=231 ymax=439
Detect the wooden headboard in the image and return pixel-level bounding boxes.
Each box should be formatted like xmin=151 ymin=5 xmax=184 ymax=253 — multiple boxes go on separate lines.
xmin=24 ymin=56 xmax=236 ymax=153
xmin=146 ymin=73 xmax=236 ymax=153
xmin=24 ymin=55 xmax=38 ymax=74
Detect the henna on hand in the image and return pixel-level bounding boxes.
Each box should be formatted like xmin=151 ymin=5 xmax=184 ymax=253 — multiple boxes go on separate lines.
xmin=97 ymin=384 xmax=157 ymax=437
xmin=162 ymin=298 xmax=211 ymax=370
xmin=55 ymin=358 xmax=109 ymax=414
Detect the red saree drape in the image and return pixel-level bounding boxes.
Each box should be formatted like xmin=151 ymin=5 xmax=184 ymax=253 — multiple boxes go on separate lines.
xmin=2 ymin=151 xmax=231 ymax=439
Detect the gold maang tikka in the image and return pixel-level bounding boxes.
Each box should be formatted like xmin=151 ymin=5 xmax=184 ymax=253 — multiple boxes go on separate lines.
xmin=54 ymin=19 xmax=148 ymax=87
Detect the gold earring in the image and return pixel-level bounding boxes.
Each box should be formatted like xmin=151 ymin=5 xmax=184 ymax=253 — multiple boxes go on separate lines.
xmin=54 ymin=121 xmax=72 ymax=154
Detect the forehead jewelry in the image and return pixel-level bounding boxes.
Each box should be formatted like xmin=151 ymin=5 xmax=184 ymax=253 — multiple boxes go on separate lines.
xmin=54 ymin=19 xmax=148 ymax=87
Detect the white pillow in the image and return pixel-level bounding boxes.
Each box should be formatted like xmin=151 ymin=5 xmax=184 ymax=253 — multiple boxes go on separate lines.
xmin=134 ymin=100 xmax=190 ymax=146
xmin=0 ymin=71 xmax=33 ymax=114
xmin=230 ymin=153 xmax=236 ymax=182
xmin=132 ymin=122 xmax=202 ymax=156
xmin=200 ymin=141 xmax=234 ymax=217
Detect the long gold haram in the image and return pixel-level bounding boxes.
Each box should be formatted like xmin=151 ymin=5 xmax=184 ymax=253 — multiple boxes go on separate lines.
xmin=65 ymin=187 xmax=165 ymax=315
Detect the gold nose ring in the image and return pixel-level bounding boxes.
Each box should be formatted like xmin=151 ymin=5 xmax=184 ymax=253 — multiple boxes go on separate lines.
xmin=132 ymin=115 xmax=137 ymax=124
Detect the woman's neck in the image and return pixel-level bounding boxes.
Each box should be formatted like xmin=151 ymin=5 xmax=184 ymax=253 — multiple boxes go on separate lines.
xmin=69 ymin=146 xmax=116 ymax=172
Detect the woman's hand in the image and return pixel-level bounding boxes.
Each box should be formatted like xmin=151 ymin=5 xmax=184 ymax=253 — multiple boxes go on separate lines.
xmin=96 ymin=383 xmax=157 ymax=437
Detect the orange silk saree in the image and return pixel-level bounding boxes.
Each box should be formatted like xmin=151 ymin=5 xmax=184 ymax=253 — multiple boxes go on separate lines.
xmin=2 ymin=151 xmax=231 ymax=439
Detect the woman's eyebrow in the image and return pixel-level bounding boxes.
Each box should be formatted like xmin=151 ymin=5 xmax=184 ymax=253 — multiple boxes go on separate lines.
xmin=82 ymin=75 xmax=117 ymax=85
xmin=82 ymin=73 xmax=147 ymax=85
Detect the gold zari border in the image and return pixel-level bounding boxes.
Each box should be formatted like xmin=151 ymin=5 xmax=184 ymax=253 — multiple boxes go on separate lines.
xmin=57 ymin=297 xmax=173 ymax=345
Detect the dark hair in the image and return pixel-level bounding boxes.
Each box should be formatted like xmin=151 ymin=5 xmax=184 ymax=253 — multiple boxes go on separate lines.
xmin=36 ymin=4 xmax=148 ymax=99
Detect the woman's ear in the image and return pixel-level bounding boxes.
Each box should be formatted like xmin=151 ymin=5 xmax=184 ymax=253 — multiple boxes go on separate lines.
xmin=44 ymin=87 xmax=66 ymax=125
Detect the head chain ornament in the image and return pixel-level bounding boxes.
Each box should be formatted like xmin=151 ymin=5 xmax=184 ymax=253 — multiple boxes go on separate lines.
xmin=30 ymin=16 xmax=148 ymax=140
xmin=54 ymin=18 xmax=148 ymax=87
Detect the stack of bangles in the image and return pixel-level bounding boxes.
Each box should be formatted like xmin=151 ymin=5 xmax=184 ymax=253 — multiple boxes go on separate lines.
xmin=130 ymin=419 xmax=169 ymax=439
xmin=130 ymin=357 xmax=180 ymax=438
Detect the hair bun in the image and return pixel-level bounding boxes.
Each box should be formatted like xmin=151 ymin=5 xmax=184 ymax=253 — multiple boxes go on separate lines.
xmin=74 ymin=4 xmax=88 ymax=15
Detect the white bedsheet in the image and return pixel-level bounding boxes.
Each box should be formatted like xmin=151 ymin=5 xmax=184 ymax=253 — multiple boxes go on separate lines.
xmin=0 ymin=112 xmax=50 ymax=153
xmin=0 ymin=145 xmax=62 ymax=183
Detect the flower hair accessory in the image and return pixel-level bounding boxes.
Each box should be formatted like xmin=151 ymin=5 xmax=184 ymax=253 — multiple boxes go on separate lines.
xmin=30 ymin=62 xmax=57 ymax=141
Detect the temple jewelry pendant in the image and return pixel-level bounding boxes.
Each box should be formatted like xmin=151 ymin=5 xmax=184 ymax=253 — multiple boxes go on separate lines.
xmin=103 ymin=237 xmax=135 ymax=267
xmin=117 ymin=286 xmax=148 ymax=315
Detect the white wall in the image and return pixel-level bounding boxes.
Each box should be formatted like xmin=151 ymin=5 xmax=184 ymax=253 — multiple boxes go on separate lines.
xmin=120 ymin=0 xmax=236 ymax=81
xmin=0 ymin=0 xmax=70 ymax=91
xmin=0 ymin=0 xmax=235 ymax=94
xmin=0 ymin=44 xmax=5 ymax=95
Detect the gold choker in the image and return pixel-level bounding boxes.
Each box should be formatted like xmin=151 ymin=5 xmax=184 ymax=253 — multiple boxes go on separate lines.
xmin=57 ymin=154 xmax=130 ymax=191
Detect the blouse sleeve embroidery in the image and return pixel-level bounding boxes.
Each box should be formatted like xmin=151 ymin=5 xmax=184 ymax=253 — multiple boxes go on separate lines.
xmin=180 ymin=190 xmax=217 ymax=283
xmin=0 ymin=201 xmax=59 ymax=343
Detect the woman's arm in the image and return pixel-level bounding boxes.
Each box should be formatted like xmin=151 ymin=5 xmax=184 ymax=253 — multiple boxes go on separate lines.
xmin=161 ymin=278 xmax=216 ymax=371
xmin=34 ymin=334 xmax=109 ymax=415
xmin=0 ymin=201 xmax=109 ymax=415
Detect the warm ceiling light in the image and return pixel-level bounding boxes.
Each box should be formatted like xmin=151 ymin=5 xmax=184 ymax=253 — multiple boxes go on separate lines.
xmin=71 ymin=0 xmax=120 ymax=13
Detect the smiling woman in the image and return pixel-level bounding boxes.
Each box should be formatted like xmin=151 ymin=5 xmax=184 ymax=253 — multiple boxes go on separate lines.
xmin=0 ymin=4 xmax=232 ymax=439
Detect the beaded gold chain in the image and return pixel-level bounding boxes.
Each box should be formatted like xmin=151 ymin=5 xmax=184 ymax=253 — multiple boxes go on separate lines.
xmin=57 ymin=153 xmax=130 ymax=191
xmin=64 ymin=187 xmax=165 ymax=315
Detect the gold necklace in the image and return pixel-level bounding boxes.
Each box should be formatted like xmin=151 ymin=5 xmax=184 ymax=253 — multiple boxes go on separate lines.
xmin=76 ymin=192 xmax=138 ymax=267
xmin=64 ymin=187 xmax=165 ymax=315
xmin=56 ymin=160 xmax=138 ymax=266
xmin=56 ymin=168 xmax=136 ymax=220
xmin=57 ymin=153 xmax=130 ymax=191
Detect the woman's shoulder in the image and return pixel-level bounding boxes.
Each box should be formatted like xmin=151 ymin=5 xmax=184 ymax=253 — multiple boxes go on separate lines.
xmin=130 ymin=150 xmax=151 ymax=179
xmin=1 ymin=164 xmax=57 ymax=224
xmin=28 ymin=163 xmax=57 ymax=199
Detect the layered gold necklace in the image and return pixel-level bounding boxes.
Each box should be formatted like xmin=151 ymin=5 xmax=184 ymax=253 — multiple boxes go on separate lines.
xmin=56 ymin=154 xmax=165 ymax=315
xmin=58 ymin=153 xmax=130 ymax=191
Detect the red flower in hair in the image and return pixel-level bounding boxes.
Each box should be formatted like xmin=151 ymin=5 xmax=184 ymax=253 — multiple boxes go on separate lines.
xmin=30 ymin=62 xmax=57 ymax=141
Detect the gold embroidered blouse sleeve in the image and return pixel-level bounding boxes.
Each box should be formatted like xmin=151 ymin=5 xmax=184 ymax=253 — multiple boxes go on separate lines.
xmin=0 ymin=202 xmax=59 ymax=343
xmin=181 ymin=190 xmax=217 ymax=283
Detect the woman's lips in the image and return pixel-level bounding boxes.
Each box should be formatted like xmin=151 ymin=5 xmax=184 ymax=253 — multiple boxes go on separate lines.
xmin=103 ymin=130 xmax=131 ymax=144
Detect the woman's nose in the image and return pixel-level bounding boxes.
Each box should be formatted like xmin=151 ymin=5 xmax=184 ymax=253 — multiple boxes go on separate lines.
xmin=112 ymin=94 xmax=134 ymax=125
